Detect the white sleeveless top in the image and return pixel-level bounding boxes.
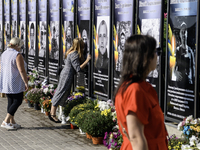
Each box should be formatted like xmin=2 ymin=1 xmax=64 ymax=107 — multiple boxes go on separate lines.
xmin=0 ymin=48 xmax=25 ymax=93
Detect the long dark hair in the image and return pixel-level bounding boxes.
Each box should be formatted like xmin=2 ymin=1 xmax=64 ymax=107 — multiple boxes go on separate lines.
xmin=113 ymin=35 xmax=156 ymax=103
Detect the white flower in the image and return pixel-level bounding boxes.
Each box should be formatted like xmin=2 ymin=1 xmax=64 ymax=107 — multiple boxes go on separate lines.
xmin=33 ymin=74 xmax=37 ymax=78
xmin=49 ymin=84 xmax=54 ymax=88
xmin=196 ymin=143 xmax=200 ymax=149
xmin=190 ymin=119 xmax=197 ymax=125
xmin=177 ymin=122 xmax=183 ymax=130
xmin=189 ymin=135 xmax=198 ymax=146
xmin=181 ymin=144 xmax=192 ymax=150
xmin=43 ymin=88 xmax=48 ymax=94
xmin=186 ymin=115 xmax=193 ymax=124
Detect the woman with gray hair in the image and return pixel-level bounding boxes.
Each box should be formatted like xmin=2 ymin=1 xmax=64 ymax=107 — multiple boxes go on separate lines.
xmin=0 ymin=37 xmax=28 ymax=129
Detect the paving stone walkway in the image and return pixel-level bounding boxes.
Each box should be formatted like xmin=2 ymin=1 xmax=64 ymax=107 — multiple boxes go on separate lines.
xmin=0 ymin=97 xmax=107 ymax=150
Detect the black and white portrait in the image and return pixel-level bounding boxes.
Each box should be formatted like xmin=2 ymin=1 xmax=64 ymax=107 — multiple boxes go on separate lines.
xmin=12 ymin=21 xmax=17 ymax=37
xmin=39 ymin=21 xmax=47 ymax=57
xmin=171 ymin=21 xmax=195 ymax=86
xmin=141 ymin=18 xmax=160 ymax=47
xmin=63 ymin=21 xmax=73 ymax=59
xmin=5 ymin=22 xmax=10 ymax=45
xmin=20 ymin=21 xmax=26 ymax=54
xmin=50 ymin=21 xmax=59 ymax=60
xmin=79 ymin=20 xmax=90 ymax=61
xmin=29 ymin=22 xmax=35 ymax=56
xmin=115 ymin=21 xmax=131 ymax=72
xmin=95 ymin=17 xmax=110 ymax=70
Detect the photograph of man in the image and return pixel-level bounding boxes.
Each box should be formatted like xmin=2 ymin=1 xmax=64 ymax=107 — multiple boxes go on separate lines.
xmin=39 ymin=22 xmax=46 ymax=57
xmin=172 ymin=22 xmax=195 ymax=86
xmin=29 ymin=23 xmax=35 ymax=56
xmin=12 ymin=21 xmax=17 ymax=37
xmin=115 ymin=22 xmax=126 ymax=72
xmin=82 ymin=29 xmax=89 ymax=60
xmin=64 ymin=22 xmax=73 ymax=59
xmin=20 ymin=23 xmax=25 ymax=54
xmin=6 ymin=23 xmax=10 ymax=45
xmin=50 ymin=24 xmax=59 ymax=60
xmin=95 ymin=20 xmax=109 ymax=70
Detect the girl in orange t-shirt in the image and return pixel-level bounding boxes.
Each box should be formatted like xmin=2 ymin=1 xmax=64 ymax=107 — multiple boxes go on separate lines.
xmin=113 ymin=35 xmax=168 ymax=150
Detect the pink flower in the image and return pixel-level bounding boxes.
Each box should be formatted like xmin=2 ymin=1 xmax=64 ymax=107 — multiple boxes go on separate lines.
xmin=164 ymin=13 xmax=167 ymax=18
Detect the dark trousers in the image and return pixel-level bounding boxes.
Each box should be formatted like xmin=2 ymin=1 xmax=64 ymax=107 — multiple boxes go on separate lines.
xmin=6 ymin=92 xmax=23 ymax=116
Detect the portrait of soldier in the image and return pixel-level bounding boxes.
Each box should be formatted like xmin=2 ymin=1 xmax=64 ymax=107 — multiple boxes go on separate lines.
xmin=39 ymin=22 xmax=46 ymax=57
xmin=50 ymin=25 xmax=59 ymax=60
xmin=29 ymin=23 xmax=35 ymax=56
xmin=95 ymin=20 xmax=109 ymax=70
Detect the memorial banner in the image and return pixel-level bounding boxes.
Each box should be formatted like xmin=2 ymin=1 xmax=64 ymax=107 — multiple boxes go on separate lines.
xmin=0 ymin=0 xmax=3 ymax=52
xmin=4 ymin=0 xmax=10 ymax=48
xmin=19 ymin=0 xmax=26 ymax=56
xmin=11 ymin=0 xmax=18 ymax=38
xmin=93 ymin=0 xmax=111 ymax=98
xmin=38 ymin=0 xmax=47 ymax=79
xmin=137 ymin=0 xmax=162 ymax=96
xmin=165 ymin=0 xmax=197 ymax=121
xmin=113 ymin=0 xmax=134 ymax=89
xmin=28 ymin=0 xmax=37 ymax=70
xmin=62 ymin=0 xmax=74 ymax=62
xmin=48 ymin=0 xmax=60 ymax=83
xmin=76 ymin=0 xmax=91 ymax=93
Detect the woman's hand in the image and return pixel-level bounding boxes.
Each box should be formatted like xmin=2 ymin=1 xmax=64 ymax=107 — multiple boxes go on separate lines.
xmin=86 ymin=54 xmax=91 ymax=61
xmin=25 ymin=83 xmax=28 ymax=92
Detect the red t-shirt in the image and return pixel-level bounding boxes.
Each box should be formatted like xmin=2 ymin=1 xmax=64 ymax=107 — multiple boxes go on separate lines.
xmin=115 ymin=80 xmax=168 ymax=150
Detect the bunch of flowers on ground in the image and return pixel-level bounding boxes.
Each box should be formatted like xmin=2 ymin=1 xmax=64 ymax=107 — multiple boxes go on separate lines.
xmin=27 ymin=68 xmax=39 ymax=86
xmin=42 ymin=84 xmax=57 ymax=98
xmin=103 ymin=127 xmax=123 ymax=150
xmin=170 ymin=115 xmax=200 ymax=149
xmin=26 ymin=88 xmax=44 ymax=103
xmin=42 ymin=98 xmax=51 ymax=112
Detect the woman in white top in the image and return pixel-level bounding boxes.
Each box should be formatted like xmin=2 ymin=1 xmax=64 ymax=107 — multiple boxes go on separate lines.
xmin=0 ymin=37 xmax=28 ymax=129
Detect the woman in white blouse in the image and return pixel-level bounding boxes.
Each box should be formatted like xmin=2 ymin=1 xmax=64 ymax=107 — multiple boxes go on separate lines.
xmin=0 ymin=37 xmax=28 ymax=129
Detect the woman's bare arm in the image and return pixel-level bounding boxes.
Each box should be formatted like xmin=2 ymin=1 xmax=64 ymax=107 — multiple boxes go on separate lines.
xmin=16 ymin=54 xmax=28 ymax=91
xmin=80 ymin=54 xmax=91 ymax=70
xmin=126 ymin=111 xmax=148 ymax=150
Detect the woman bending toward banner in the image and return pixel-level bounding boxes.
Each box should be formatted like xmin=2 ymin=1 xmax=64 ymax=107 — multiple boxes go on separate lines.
xmin=113 ymin=35 xmax=168 ymax=150
xmin=49 ymin=38 xmax=91 ymax=123
xmin=0 ymin=37 xmax=28 ymax=129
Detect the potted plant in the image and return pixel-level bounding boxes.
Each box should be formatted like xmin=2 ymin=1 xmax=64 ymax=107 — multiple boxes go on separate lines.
xmin=42 ymin=84 xmax=57 ymax=99
xmin=69 ymin=103 xmax=94 ymax=129
xmin=26 ymin=88 xmax=43 ymax=110
xmin=82 ymin=109 xmax=116 ymax=144
xmin=42 ymin=98 xmax=52 ymax=116
xmin=63 ymin=92 xmax=87 ymax=117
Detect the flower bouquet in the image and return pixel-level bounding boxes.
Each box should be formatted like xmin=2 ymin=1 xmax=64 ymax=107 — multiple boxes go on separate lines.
xmin=63 ymin=92 xmax=87 ymax=117
xmin=42 ymin=98 xmax=51 ymax=113
xmin=27 ymin=68 xmax=39 ymax=87
xmin=103 ymin=129 xmax=123 ymax=150
xmin=26 ymin=88 xmax=44 ymax=103
xmin=42 ymin=84 xmax=57 ymax=98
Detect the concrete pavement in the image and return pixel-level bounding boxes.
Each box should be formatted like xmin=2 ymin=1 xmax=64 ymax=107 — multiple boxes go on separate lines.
xmin=0 ymin=97 xmax=107 ymax=150
xmin=0 ymin=96 xmax=182 ymax=150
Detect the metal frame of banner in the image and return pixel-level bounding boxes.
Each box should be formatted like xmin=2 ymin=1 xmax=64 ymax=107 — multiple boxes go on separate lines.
xmin=159 ymin=0 xmax=164 ymax=111
xmin=194 ymin=0 xmax=200 ymax=119
xmin=164 ymin=0 xmax=199 ymax=123
xmin=91 ymin=0 xmax=112 ymax=101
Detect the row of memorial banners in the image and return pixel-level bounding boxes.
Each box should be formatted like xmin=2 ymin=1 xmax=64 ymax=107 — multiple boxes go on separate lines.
xmin=0 ymin=0 xmax=199 ymax=123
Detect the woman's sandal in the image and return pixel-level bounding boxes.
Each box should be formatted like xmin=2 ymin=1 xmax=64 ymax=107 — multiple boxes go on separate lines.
xmin=48 ymin=114 xmax=61 ymax=123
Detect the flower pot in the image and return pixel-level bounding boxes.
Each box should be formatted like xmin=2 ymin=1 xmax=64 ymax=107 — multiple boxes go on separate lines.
xmin=24 ymin=99 xmax=28 ymax=103
xmin=70 ymin=123 xmax=78 ymax=129
xmin=34 ymin=102 xmax=41 ymax=110
xmin=45 ymin=111 xmax=50 ymax=116
xmin=28 ymin=100 xmax=34 ymax=108
xmin=86 ymin=133 xmax=92 ymax=139
xmin=92 ymin=137 xmax=103 ymax=145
